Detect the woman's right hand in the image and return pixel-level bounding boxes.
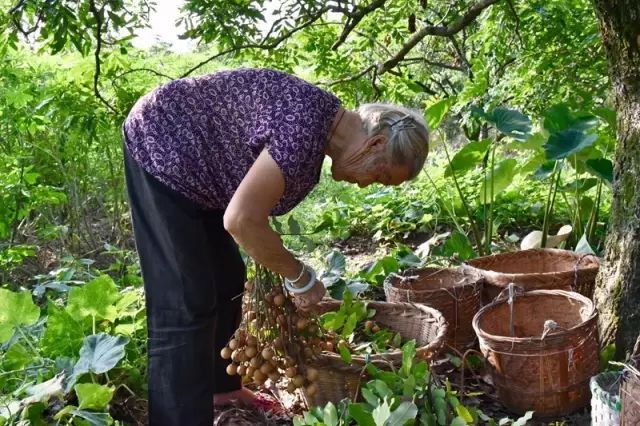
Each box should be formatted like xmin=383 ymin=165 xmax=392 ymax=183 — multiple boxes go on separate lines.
xmin=291 ymin=279 xmax=326 ymax=311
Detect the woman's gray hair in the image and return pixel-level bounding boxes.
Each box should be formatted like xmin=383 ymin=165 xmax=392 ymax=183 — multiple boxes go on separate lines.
xmin=356 ymin=103 xmax=429 ymax=179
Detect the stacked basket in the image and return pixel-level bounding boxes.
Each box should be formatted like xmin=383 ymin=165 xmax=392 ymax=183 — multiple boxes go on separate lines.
xmin=384 ymin=267 xmax=483 ymax=350
xmin=622 ymin=342 xmax=640 ymax=425
xmin=472 ymin=289 xmax=599 ymax=417
xmin=464 ymin=248 xmax=600 ymax=303
xmin=302 ymin=301 xmax=448 ymax=407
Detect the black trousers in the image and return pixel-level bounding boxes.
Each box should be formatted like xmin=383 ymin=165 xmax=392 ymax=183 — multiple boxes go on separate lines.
xmin=123 ymin=145 xmax=245 ymax=426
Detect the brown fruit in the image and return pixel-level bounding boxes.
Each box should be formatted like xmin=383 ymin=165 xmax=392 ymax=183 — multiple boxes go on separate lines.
xmin=306 ymin=383 xmax=318 ymax=397
xmin=260 ymin=363 xmax=273 ymax=374
xmin=265 ymin=293 xmax=274 ymax=304
xmin=273 ymin=336 xmax=284 ymax=350
xmin=303 ymin=347 xmax=313 ymax=358
xmin=324 ymin=341 xmax=334 ymax=352
xmin=228 ymin=339 xmax=238 ymax=350
xmin=220 ymin=347 xmax=232 ymax=360
xmin=286 ymin=381 xmax=296 ymax=393
xmin=308 ymin=324 xmax=318 ymax=335
xmin=246 ymin=335 xmax=258 ymax=347
xmin=372 ymin=325 xmax=380 ymax=333
xmin=253 ymin=370 xmax=266 ymax=384
xmin=364 ymin=320 xmax=374 ymax=331
xmin=273 ymin=294 xmax=286 ymax=307
xmin=306 ymin=368 xmax=319 ymax=382
xmin=296 ymin=318 xmax=309 ymax=330
xmin=269 ymin=372 xmax=280 ymax=382
xmin=237 ymin=365 xmax=247 ymax=376
xmin=250 ymin=357 xmax=261 ymax=368
xmin=231 ymin=350 xmax=241 ymax=362
xmin=284 ymin=356 xmax=296 ymax=367
xmin=293 ymin=375 xmax=305 ymax=388
xmin=226 ymin=363 xmax=237 ymax=376
xmin=245 ymin=346 xmax=257 ymax=358
xmin=285 ymin=367 xmax=297 ymax=378
xmin=246 ymin=366 xmax=256 ymax=377
xmin=262 ymin=348 xmax=274 ymax=360
xmin=244 ymin=281 xmax=253 ymax=291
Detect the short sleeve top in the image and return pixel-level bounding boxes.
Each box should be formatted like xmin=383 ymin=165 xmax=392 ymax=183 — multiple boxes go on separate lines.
xmin=123 ymin=68 xmax=341 ymax=215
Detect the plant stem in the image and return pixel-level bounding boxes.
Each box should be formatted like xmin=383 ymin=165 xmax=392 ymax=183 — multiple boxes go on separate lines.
xmin=424 ymin=172 xmax=464 ymax=234
xmin=442 ymin=137 xmax=485 ymax=256
xmin=573 ymin=154 xmax=582 ymax=239
xmin=542 ymin=164 xmax=563 ymax=247
xmin=486 ymin=144 xmax=496 ymax=254
xmin=541 ymin=162 xmax=558 ymax=248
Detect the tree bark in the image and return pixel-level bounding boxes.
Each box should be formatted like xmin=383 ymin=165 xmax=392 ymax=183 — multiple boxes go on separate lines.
xmin=592 ymin=0 xmax=640 ymax=358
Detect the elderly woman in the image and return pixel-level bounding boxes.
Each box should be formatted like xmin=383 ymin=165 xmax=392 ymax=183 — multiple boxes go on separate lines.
xmin=122 ymin=68 xmax=428 ymax=425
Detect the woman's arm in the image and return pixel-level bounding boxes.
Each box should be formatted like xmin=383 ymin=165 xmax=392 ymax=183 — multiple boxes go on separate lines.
xmin=223 ymin=149 xmax=306 ymax=281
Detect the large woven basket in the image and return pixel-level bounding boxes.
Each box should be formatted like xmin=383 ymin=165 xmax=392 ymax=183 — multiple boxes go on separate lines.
xmin=303 ymin=301 xmax=448 ymax=408
xmin=384 ymin=267 xmax=483 ymax=350
xmin=473 ymin=289 xmax=599 ymax=417
xmin=591 ymin=371 xmax=622 ymax=426
xmin=464 ymin=249 xmax=600 ymax=303
xmin=622 ymin=344 xmax=640 ymax=426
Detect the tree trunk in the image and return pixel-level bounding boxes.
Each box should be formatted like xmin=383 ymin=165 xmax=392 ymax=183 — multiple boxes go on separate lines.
xmin=592 ymin=0 xmax=640 ymax=358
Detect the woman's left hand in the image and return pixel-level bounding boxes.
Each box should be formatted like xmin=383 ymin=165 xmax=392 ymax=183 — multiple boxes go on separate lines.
xmin=292 ymin=279 xmax=326 ymax=311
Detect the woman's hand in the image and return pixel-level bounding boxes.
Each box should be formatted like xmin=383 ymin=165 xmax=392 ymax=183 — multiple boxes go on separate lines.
xmin=291 ymin=279 xmax=326 ymax=311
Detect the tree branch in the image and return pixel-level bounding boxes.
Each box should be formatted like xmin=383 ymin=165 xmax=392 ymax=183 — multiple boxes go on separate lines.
xmin=89 ymin=0 xmax=118 ymax=114
xmin=400 ymin=57 xmax=465 ymax=72
xmin=378 ymin=0 xmax=502 ymax=75
xmin=179 ymin=6 xmax=332 ymax=78
xmin=331 ymin=0 xmax=387 ymax=50
xmin=447 ymin=35 xmax=473 ymax=78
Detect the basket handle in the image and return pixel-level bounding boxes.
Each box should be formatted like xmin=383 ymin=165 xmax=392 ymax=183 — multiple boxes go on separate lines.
xmin=572 ymin=253 xmax=599 ymax=292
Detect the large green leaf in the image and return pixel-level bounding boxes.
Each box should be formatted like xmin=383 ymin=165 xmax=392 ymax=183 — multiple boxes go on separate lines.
xmin=425 ymin=97 xmax=456 ymax=129
xmin=75 ymin=383 xmax=114 ymax=411
xmin=66 ymin=275 xmax=120 ymax=322
xmin=0 ymin=288 xmax=40 ymax=343
xmin=387 ymin=401 xmax=418 ymax=426
xmin=479 ymin=159 xmax=518 ymax=204
xmin=70 ymin=410 xmax=113 ymax=426
xmin=543 ymin=104 xmax=598 ymax=134
xmin=348 ymin=403 xmax=375 ymax=426
xmin=323 ymin=402 xmax=338 ymax=426
xmin=372 ymin=398 xmax=392 ymax=426
xmin=442 ymin=232 xmax=476 ymax=261
xmin=445 ymin=139 xmax=491 ymax=177
xmin=483 ymin=107 xmax=532 ymax=141
xmin=74 ymin=333 xmax=129 ymax=375
xmin=543 ymin=129 xmax=597 ymax=160
xmin=42 ymin=305 xmax=85 ymax=358
xmin=585 ymin=158 xmax=613 ymax=184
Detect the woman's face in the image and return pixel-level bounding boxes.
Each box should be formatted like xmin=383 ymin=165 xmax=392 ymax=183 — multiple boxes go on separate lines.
xmin=331 ymin=138 xmax=411 ymax=188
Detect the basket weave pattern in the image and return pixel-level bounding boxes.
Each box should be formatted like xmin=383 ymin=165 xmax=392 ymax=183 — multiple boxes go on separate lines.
xmin=473 ymin=290 xmax=599 ymax=417
xmin=303 ymin=301 xmax=448 ymax=408
xmin=384 ymin=267 xmax=483 ymax=350
xmin=465 ymin=249 xmax=600 ymax=303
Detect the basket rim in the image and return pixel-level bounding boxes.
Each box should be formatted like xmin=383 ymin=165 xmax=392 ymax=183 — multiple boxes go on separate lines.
xmin=465 ymin=248 xmax=600 ymax=276
xmin=313 ymin=300 xmax=448 ymax=365
xmin=383 ymin=267 xmax=483 ymax=294
xmin=471 ymin=289 xmax=597 ymax=344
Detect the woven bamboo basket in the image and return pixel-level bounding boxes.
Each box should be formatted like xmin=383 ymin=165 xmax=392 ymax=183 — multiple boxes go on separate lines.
xmin=302 ymin=301 xmax=448 ymax=408
xmin=464 ymin=249 xmax=600 ymax=303
xmin=622 ymin=346 xmax=640 ymax=426
xmin=472 ymin=289 xmax=599 ymax=417
xmin=383 ymin=267 xmax=483 ymax=350
xmin=591 ymin=371 xmax=622 ymax=426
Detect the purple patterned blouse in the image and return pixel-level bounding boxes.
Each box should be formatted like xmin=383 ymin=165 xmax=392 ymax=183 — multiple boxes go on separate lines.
xmin=123 ymin=68 xmax=341 ymax=215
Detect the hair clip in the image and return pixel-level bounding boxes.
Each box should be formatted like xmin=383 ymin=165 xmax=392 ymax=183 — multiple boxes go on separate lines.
xmin=389 ymin=114 xmax=416 ymax=131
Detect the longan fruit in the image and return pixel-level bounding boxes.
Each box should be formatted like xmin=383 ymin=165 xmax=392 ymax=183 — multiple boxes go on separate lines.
xmin=293 ymin=375 xmax=305 ymax=388
xmin=286 ymin=381 xmax=296 ymax=393
xmin=306 ymin=383 xmax=318 ymax=397
xmin=274 ymin=294 xmax=286 ymax=306
xmin=220 ymin=347 xmax=232 ymax=360
xmin=260 ymin=363 xmax=273 ymax=374
xmin=262 ymin=348 xmax=274 ymax=360
xmin=226 ymin=363 xmax=237 ymax=375
xmin=246 ymin=335 xmax=258 ymax=347
xmin=245 ymin=346 xmax=257 ymax=358
xmin=253 ymin=370 xmax=266 ymax=384
xmin=296 ymin=318 xmax=309 ymax=330
xmin=285 ymin=366 xmax=297 ymax=378
xmin=250 ymin=357 xmax=261 ymax=368
xmin=237 ymin=365 xmax=247 ymax=376
xmin=306 ymin=368 xmax=319 ymax=382
xmin=228 ymin=339 xmax=238 ymax=350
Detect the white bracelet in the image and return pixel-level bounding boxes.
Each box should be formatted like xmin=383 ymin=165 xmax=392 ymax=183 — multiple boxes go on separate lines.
xmin=286 ymin=262 xmax=306 ymax=284
xmin=284 ymin=267 xmax=317 ymax=294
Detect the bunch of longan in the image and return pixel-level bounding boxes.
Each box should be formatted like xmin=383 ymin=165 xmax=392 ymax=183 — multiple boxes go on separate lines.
xmin=220 ymin=266 xmax=324 ymax=397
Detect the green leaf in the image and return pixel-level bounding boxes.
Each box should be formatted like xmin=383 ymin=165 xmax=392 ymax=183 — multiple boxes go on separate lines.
xmin=487 ymin=107 xmax=532 ymax=141
xmin=70 ymin=409 xmax=113 ymax=426
xmin=544 ymin=129 xmax=597 ymax=160
xmin=349 ymin=403 xmax=376 ymax=426
xmin=361 ymin=387 xmax=379 ymax=407
xmin=455 ymin=404 xmax=474 ymax=422
xmin=585 ymin=158 xmax=613 ymax=184
xmin=74 ymin=333 xmax=129 ymax=375
xmin=532 ymin=161 xmax=556 ymax=180
xmin=372 ymin=397 xmax=392 ymax=426
xmin=323 ymin=402 xmax=338 ymax=426
xmin=401 ymin=340 xmax=416 ymax=377
xmin=479 ymin=159 xmax=518 ymax=204
xmin=338 ymin=344 xmax=352 ymax=364
xmin=326 ymin=250 xmax=346 ymax=275
xmin=66 ymin=275 xmax=120 ymax=322
xmin=42 ymin=305 xmax=85 ymax=358
xmin=2 ymin=343 xmax=30 ymax=370
xmin=0 ymin=288 xmax=40 ymax=343
xmin=442 ymin=231 xmax=476 ymax=261
xmin=425 ymin=97 xmax=456 ymax=129
xmin=75 ymin=383 xmax=114 ymax=411
xmin=21 ymin=402 xmax=46 ymax=426
xmin=287 ymin=216 xmax=301 ymax=234
xmin=387 ymin=401 xmax=418 ymax=426
xmin=544 ymin=104 xmax=598 ymax=133
xmin=445 ymin=139 xmax=491 ymax=177
xmin=342 ymin=312 xmax=358 ymax=337
xmin=450 ymin=417 xmax=468 ymax=426
xmin=600 ymin=344 xmax=616 ymax=370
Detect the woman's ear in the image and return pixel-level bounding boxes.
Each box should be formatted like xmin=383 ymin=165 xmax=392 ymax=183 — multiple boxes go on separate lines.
xmin=365 ymin=134 xmax=386 ymax=151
